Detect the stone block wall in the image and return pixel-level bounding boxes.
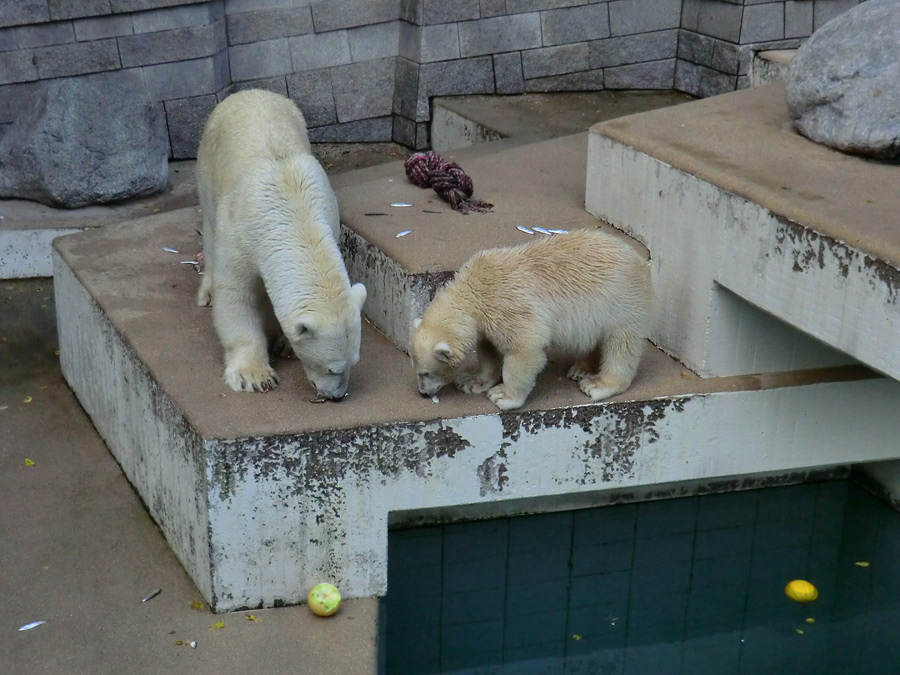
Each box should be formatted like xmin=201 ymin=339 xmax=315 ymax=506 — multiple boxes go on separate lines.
xmin=0 ymin=0 xmax=864 ymax=156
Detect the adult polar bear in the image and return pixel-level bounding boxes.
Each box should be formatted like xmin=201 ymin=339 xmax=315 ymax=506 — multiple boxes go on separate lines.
xmin=196 ymin=89 xmax=366 ymax=399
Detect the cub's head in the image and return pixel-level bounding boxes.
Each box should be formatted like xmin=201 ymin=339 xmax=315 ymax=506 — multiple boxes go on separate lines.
xmin=288 ymin=283 xmax=367 ymax=400
xmin=410 ymin=316 xmax=465 ymax=397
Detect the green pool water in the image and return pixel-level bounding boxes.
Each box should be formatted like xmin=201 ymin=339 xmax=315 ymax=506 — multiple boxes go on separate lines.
xmin=380 ymin=480 xmax=900 ymax=674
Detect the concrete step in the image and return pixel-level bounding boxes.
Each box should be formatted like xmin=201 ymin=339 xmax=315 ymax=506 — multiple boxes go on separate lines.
xmin=339 ymin=132 xmax=623 ymax=350
xmin=54 ymin=152 xmax=900 ymax=613
xmin=587 ymin=82 xmax=900 ymax=381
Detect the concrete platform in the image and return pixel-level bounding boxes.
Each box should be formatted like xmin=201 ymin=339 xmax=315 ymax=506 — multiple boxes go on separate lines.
xmin=587 ymin=82 xmax=900 ymax=379
xmin=54 ymin=141 xmax=900 ymax=613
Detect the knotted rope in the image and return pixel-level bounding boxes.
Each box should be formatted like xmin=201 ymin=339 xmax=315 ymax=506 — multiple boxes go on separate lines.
xmin=403 ymin=151 xmax=493 ymax=214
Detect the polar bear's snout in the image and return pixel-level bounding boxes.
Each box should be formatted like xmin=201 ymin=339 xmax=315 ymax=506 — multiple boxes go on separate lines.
xmin=312 ymin=370 xmax=350 ymax=401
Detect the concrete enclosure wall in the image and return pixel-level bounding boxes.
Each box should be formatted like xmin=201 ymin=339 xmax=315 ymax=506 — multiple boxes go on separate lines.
xmin=0 ymin=0 xmax=862 ymax=156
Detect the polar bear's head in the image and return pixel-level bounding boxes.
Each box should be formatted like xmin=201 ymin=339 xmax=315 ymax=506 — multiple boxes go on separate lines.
xmin=410 ymin=316 xmax=466 ymax=396
xmin=290 ymin=283 xmax=367 ymax=400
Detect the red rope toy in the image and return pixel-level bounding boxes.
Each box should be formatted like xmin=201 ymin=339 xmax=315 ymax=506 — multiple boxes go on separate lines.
xmin=403 ymin=151 xmax=493 ymax=214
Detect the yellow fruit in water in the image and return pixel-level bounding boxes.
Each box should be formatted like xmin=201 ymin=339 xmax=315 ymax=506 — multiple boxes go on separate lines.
xmin=308 ymin=583 xmax=341 ymax=617
xmin=785 ymin=579 xmax=818 ymax=603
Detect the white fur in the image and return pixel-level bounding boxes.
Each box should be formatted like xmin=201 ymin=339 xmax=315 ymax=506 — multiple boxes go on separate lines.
xmin=196 ymin=89 xmax=366 ymax=397
xmin=410 ymin=230 xmax=654 ymax=410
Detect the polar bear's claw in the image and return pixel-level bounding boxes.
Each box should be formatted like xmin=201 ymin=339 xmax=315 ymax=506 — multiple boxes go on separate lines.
xmin=225 ymin=365 xmax=280 ymax=393
xmin=487 ymin=384 xmax=526 ymax=411
xmin=456 ymin=372 xmax=500 ymax=394
xmin=580 ymin=376 xmax=627 ymax=402
xmin=566 ymin=364 xmax=589 ymax=381
xmin=273 ymin=335 xmax=293 ymax=358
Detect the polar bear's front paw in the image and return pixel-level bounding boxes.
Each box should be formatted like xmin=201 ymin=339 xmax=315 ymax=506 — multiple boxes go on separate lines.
xmin=579 ymin=375 xmax=628 ymax=402
xmin=487 ymin=384 xmax=526 ymax=411
xmin=224 ymin=364 xmax=281 ymax=393
xmin=456 ymin=371 xmax=500 ymax=394
xmin=272 ymin=335 xmax=293 ymax=358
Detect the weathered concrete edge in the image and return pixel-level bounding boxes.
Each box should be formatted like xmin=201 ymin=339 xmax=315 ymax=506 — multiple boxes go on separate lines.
xmin=1 ymin=227 xmax=83 ymax=279
xmin=53 ymin=248 xmax=213 ymax=603
xmin=586 ymin=132 xmax=900 ymax=379
xmin=203 ymin=373 xmax=900 ymax=610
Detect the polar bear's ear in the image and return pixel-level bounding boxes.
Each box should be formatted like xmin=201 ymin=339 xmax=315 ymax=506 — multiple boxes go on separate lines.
xmin=295 ymin=317 xmax=315 ymax=338
xmin=350 ymin=283 xmax=367 ymax=309
xmin=413 ymin=318 xmax=422 ymax=329
xmin=434 ymin=342 xmax=454 ymax=363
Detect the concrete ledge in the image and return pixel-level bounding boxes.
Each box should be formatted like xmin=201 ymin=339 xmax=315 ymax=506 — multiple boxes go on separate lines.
xmin=54 ymin=207 xmax=900 ymax=611
xmin=0 ymin=161 xmax=197 ymax=279
xmin=587 ymin=83 xmax=900 ymax=379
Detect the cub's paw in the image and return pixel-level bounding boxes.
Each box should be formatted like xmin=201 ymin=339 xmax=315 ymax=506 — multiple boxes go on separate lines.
xmin=487 ymin=384 xmax=526 ymax=411
xmin=455 ymin=371 xmax=500 ymax=394
xmin=272 ymin=335 xmax=293 ymax=358
xmin=224 ymin=364 xmax=281 ymax=393
xmin=579 ymin=376 xmax=628 ymax=402
xmin=566 ymin=363 xmax=591 ymax=381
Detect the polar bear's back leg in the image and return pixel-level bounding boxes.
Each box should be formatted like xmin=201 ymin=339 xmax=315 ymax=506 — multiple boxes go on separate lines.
xmin=213 ymin=274 xmax=281 ymax=392
xmin=579 ymin=327 xmax=645 ymax=401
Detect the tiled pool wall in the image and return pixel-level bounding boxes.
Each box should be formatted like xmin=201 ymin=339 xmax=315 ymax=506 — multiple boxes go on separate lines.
xmin=381 ymin=480 xmax=900 ymax=674
xmin=0 ymin=0 xmax=862 ymax=155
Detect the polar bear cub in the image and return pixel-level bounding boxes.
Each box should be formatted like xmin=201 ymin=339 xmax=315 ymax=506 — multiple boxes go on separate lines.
xmin=196 ymin=89 xmax=366 ymax=398
xmin=411 ymin=230 xmax=653 ymax=411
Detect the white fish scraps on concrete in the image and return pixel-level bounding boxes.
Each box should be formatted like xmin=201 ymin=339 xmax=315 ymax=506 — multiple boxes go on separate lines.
xmin=162 ymin=247 xmax=179 ymax=253
xmin=141 ymin=588 xmax=162 ymax=603
xmin=396 ymin=230 xmax=412 ymax=238
xmin=19 ymin=621 xmax=47 ymax=632
xmin=547 ymin=228 xmax=569 ymax=234
xmin=532 ymin=226 xmax=552 ymax=235
xmin=431 ymin=395 xmax=440 ymax=404
xmin=517 ymin=226 xmax=534 ymax=234
xmin=391 ymin=203 xmax=413 ymax=208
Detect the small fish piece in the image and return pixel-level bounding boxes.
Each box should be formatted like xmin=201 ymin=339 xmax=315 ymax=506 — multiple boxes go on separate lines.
xmin=855 ymin=561 xmax=871 ymax=567
xmin=309 ymin=395 xmax=327 ymax=404
xmin=162 ymin=247 xmax=180 ymax=254
xmin=189 ymin=641 xmax=197 ymax=649
xmin=431 ymin=395 xmax=439 ymax=404
xmin=391 ymin=203 xmax=413 ymax=207
xmin=516 ymin=226 xmax=534 ymax=235
xmin=547 ymin=229 xmax=569 ymax=234
xmin=19 ymin=621 xmax=46 ymax=632
xmin=395 ymin=230 xmax=412 ymax=238
xmin=141 ymin=588 xmax=162 ymax=603
xmin=532 ymin=226 xmax=552 ymax=235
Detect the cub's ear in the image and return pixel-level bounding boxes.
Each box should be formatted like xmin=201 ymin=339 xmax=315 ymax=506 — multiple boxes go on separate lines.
xmin=295 ymin=316 xmax=315 ymax=338
xmin=434 ymin=342 xmax=454 ymax=363
xmin=350 ymin=283 xmax=367 ymax=309
xmin=413 ymin=318 xmax=422 ymax=329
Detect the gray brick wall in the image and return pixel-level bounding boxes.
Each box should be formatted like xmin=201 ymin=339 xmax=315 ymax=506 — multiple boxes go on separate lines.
xmin=0 ymin=0 xmax=867 ymax=156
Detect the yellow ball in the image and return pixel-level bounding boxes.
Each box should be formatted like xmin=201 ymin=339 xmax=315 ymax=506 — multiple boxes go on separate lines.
xmin=785 ymin=579 xmax=818 ymax=603
xmin=308 ymin=583 xmax=341 ymax=617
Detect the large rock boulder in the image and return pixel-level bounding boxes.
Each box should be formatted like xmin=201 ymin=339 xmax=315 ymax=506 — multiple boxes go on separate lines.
xmin=785 ymin=0 xmax=900 ymax=159
xmin=0 ymin=70 xmax=168 ymax=208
